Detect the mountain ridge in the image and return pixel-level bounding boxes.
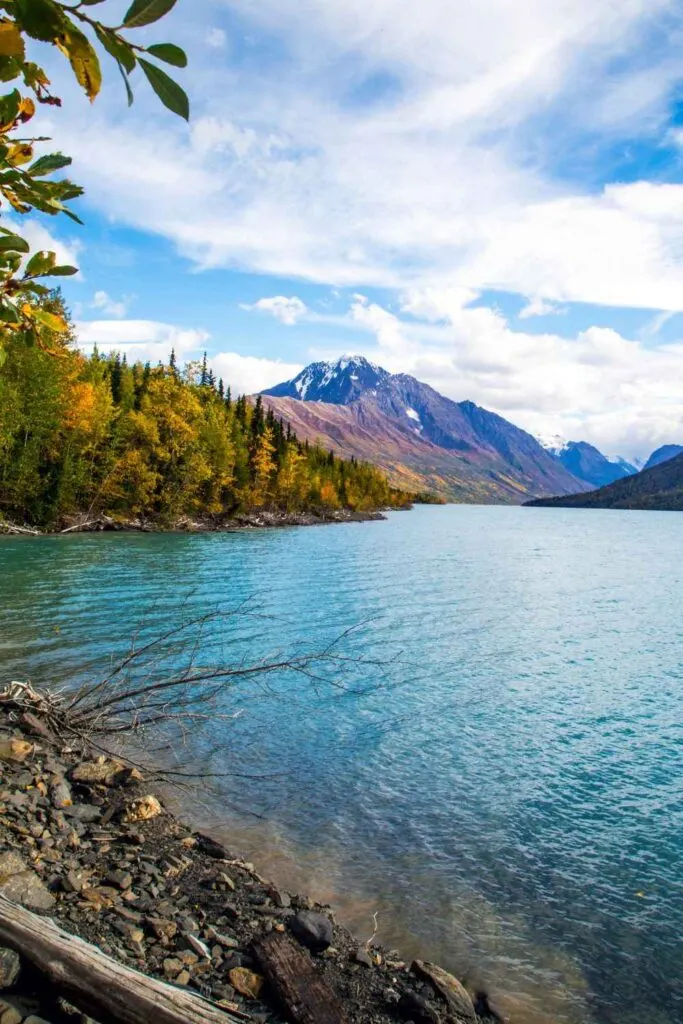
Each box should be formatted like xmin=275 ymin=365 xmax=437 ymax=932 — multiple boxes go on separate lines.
xmin=643 ymin=444 xmax=683 ymax=471
xmin=262 ymin=356 xmax=590 ymax=504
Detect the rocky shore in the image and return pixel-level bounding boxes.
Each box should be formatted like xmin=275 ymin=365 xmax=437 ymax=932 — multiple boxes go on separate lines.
xmin=0 ymin=508 xmax=397 ymax=537
xmin=0 ymin=698 xmax=501 ymax=1024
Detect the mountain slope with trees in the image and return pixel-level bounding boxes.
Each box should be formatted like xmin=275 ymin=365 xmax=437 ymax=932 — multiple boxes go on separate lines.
xmin=0 ymin=298 xmax=410 ymax=530
xmin=526 ymin=454 xmax=683 ymax=510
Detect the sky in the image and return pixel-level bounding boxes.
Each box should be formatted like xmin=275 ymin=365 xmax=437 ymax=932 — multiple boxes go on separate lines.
xmin=27 ymin=0 xmax=683 ymax=459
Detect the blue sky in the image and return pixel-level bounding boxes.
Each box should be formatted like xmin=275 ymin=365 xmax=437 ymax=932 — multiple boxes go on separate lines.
xmin=25 ymin=0 xmax=683 ymax=458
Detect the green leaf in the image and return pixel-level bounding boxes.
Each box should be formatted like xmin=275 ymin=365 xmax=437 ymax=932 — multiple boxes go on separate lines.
xmin=0 ymin=233 xmax=29 ymax=253
xmin=94 ymin=25 xmax=136 ymax=74
xmin=123 ymin=0 xmax=178 ymax=29
xmin=25 ymin=249 xmax=56 ymax=276
xmin=138 ymin=58 xmax=188 ymax=120
xmin=0 ymin=300 xmax=19 ymax=323
xmin=28 ymin=152 xmax=72 ymax=177
xmin=145 ymin=43 xmax=187 ymax=68
xmin=0 ymin=88 xmax=20 ymax=128
xmin=0 ymin=56 xmax=20 ymax=83
xmin=46 ymin=264 xmax=78 ymax=276
xmin=116 ymin=60 xmax=134 ymax=107
xmin=14 ymin=0 xmax=65 ymax=42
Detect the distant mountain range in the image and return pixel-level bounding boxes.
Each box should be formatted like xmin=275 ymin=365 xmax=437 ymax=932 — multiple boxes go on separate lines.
xmin=643 ymin=444 xmax=683 ymax=471
xmin=262 ymin=356 xmax=682 ymax=505
xmin=535 ymin=438 xmax=639 ymax=488
xmin=263 ymin=357 xmax=590 ymax=503
xmin=527 ymin=451 xmax=683 ymax=511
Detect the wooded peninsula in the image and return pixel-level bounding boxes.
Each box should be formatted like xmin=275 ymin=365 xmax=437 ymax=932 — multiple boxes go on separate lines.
xmin=0 ymin=295 xmax=411 ymax=531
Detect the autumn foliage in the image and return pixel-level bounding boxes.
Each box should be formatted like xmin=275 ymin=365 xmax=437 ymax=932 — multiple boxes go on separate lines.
xmin=0 ymin=294 xmax=410 ymax=527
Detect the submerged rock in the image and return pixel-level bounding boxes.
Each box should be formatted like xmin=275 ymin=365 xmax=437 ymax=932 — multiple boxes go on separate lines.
xmin=411 ymin=960 xmax=477 ymax=1022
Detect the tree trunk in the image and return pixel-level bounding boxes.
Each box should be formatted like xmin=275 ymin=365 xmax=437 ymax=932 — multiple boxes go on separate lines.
xmin=253 ymin=931 xmax=348 ymax=1024
xmin=0 ymin=894 xmax=244 ymax=1024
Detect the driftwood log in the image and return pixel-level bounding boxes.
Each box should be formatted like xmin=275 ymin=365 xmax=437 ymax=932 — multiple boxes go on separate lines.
xmin=0 ymin=894 xmax=245 ymax=1024
xmin=253 ymin=931 xmax=348 ymax=1024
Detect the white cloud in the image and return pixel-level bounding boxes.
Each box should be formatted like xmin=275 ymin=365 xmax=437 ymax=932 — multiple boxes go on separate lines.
xmin=210 ymin=352 xmax=303 ymax=394
xmin=519 ymin=297 xmax=566 ymax=319
xmin=16 ymin=221 xmax=82 ymax=275
xmin=316 ymin=289 xmax=683 ymax=459
xmin=75 ymin=320 xmax=210 ymax=365
xmin=50 ymin=0 xmax=683 ymax=308
xmin=35 ymin=0 xmax=683 ymax=450
xmin=91 ymin=290 xmax=130 ymax=318
xmin=206 ymin=27 xmax=227 ymax=49
xmin=241 ymin=296 xmax=309 ymax=325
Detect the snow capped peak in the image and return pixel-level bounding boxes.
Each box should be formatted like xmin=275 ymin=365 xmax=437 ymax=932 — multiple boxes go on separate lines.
xmin=263 ymin=354 xmax=389 ymax=404
xmin=536 ymin=432 xmax=570 ymax=456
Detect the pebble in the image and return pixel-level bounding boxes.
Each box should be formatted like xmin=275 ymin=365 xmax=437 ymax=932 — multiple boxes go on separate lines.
xmin=0 ymin=999 xmax=22 ymax=1024
xmin=49 ymin=778 xmax=72 ymax=810
xmin=106 ymin=870 xmax=133 ymax=891
xmin=0 ymin=950 xmax=19 ymax=990
xmin=354 ymin=946 xmax=373 ymax=968
xmin=123 ymin=795 xmax=161 ymax=823
xmin=228 ymin=967 xmax=264 ymax=1000
xmin=0 ymin=739 xmax=32 ymax=764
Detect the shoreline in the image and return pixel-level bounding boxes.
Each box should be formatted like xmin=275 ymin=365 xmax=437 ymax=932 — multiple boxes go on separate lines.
xmin=0 ymin=506 xmax=413 ymax=538
xmin=0 ymin=692 xmax=500 ymax=1024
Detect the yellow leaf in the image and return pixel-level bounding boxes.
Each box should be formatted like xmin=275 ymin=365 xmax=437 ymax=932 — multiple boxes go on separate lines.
xmin=18 ymin=97 xmax=35 ymax=122
xmin=32 ymin=307 xmax=68 ymax=333
xmin=7 ymin=143 xmax=33 ymax=166
xmin=56 ymin=27 xmax=102 ymax=103
xmin=0 ymin=22 xmax=24 ymax=59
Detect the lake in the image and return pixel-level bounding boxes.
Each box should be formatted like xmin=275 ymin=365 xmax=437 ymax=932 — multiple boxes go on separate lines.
xmin=1 ymin=505 xmax=682 ymax=1024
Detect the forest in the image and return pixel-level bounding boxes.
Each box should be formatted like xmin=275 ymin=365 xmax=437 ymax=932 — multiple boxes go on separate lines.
xmin=0 ymin=294 xmax=411 ymax=529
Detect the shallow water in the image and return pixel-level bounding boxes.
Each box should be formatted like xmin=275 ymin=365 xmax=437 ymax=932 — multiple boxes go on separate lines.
xmin=1 ymin=505 xmax=682 ymax=1023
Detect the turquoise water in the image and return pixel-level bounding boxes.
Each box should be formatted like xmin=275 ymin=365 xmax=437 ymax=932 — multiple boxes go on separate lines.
xmin=1 ymin=505 xmax=682 ymax=1023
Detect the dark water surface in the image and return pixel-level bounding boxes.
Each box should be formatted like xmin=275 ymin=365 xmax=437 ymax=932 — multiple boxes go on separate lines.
xmin=1 ymin=506 xmax=682 ymax=1024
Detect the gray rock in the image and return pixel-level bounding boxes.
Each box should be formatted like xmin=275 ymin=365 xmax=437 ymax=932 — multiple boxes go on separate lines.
xmin=106 ymin=870 xmax=133 ymax=891
xmin=0 ymin=950 xmax=19 ymax=990
xmin=289 ymin=910 xmax=334 ymax=952
xmin=50 ymin=778 xmax=72 ymax=809
xmin=62 ymin=805 xmax=101 ymax=823
xmin=0 ymin=852 xmax=55 ymax=911
xmin=354 ymin=946 xmax=373 ymax=968
xmin=182 ymin=934 xmax=211 ymax=959
xmin=398 ymin=989 xmax=442 ymax=1023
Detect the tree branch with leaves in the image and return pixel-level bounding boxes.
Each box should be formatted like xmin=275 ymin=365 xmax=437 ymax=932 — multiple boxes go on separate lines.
xmin=0 ymin=0 xmax=189 ymax=365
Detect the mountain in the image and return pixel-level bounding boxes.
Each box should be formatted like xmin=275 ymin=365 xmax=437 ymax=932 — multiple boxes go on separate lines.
xmin=535 ymin=438 xmax=638 ymax=488
xmin=526 ymin=453 xmax=683 ymax=510
xmin=643 ymin=444 xmax=683 ymax=471
xmin=262 ymin=357 xmax=589 ymax=504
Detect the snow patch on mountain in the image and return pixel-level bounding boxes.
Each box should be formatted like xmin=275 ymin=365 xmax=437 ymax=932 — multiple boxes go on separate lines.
xmin=535 ymin=433 xmax=569 ymax=456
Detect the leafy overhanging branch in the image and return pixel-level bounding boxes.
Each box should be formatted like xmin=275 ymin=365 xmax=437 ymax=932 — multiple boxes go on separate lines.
xmin=0 ymin=0 xmax=189 ymax=366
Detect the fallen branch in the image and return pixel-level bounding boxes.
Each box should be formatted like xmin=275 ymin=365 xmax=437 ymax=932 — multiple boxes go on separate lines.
xmin=0 ymin=894 xmax=247 ymax=1024
xmin=0 ymin=521 xmax=41 ymax=535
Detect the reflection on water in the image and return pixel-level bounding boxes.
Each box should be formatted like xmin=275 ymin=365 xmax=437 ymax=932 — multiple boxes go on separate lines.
xmin=1 ymin=505 xmax=683 ymax=1024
